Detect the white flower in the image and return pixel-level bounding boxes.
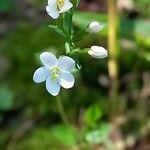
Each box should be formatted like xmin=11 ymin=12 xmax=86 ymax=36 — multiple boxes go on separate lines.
xmin=88 ymin=46 xmax=108 ymax=59
xmin=46 ymin=0 xmax=73 ymax=19
xmin=88 ymin=21 xmax=103 ymax=33
xmin=33 ymin=52 xmax=75 ymax=96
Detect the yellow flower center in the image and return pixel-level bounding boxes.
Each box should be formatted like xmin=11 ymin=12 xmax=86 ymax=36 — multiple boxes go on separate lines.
xmin=57 ymin=0 xmax=64 ymax=10
xmin=50 ymin=66 xmax=60 ymax=80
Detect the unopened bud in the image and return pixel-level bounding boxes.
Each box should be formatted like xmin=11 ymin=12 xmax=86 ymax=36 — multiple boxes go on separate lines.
xmin=88 ymin=46 xmax=108 ymax=59
xmin=88 ymin=21 xmax=103 ymax=33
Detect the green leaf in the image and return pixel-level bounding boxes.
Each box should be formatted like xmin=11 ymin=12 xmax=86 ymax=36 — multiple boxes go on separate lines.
xmin=84 ymin=104 xmax=102 ymax=127
xmin=99 ymin=122 xmax=112 ymax=139
xmin=85 ymin=122 xmax=112 ymax=144
xmin=51 ymin=124 xmax=78 ymax=147
xmin=85 ymin=129 xmax=102 ymax=144
xmin=48 ymin=25 xmax=66 ymax=37
xmin=63 ymin=11 xmax=73 ymax=37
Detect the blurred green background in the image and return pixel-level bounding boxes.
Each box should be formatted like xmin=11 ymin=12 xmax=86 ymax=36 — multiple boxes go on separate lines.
xmin=0 ymin=0 xmax=150 ymax=149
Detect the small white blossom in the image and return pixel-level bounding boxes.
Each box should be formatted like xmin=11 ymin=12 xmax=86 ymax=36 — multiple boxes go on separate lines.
xmin=33 ymin=52 xmax=75 ymax=96
xmin=88 ymin=46 xmax=108 ymax=59
xmin=46 ymin=0 xmax=73 ymax=19
xmin=88 ymin=21 xmax=103 ymax=33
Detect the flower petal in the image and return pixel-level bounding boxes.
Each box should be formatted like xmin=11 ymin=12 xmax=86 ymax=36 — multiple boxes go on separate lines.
xmin=48 ymin=0 xmax=56 ymax=5
xmin=33 ymin=67 xmax=49 ymax=83
xmin=40 ymin=52 xmax=57 ymax=69
xmin=58 ymin=71 xmax=75 ymax=89
xmin=46 ymin=76 xmax=61 ymax=96
xmin=60 ymin=0 xmax=73 ymax=13
xmin=46 ymin=5 xmax=60 ymax=19
xmin=58 ymin=56 xmax=75 ymax=71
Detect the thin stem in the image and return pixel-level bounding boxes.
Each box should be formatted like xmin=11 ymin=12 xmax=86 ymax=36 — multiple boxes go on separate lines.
xmin=108 ymin=0 xmax=119 ymax=101
xmin=56 ymin=94 xmax=70 ymax=125
xmin=68 ymin=48 xmax=88 ymax=56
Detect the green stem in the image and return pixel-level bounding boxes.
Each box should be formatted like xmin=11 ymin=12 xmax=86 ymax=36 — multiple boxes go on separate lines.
xmin=63 ymin=9 xmax=76 ymax=52
xmin=56 ymin=95 xmax=70 ymax=125
xmin=68 ymin=48 xmax=89 ymax=56
xmin=108 ymin=0 xmax=119 ymax=101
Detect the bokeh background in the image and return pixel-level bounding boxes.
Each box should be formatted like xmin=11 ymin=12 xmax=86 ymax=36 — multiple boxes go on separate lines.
xmin=0 ymin=0 xmax=150 ymax=149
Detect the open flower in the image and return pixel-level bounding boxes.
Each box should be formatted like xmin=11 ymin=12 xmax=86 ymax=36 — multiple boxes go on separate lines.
xmin=88 ymin=21 xmax=103 ymax=33
xmin=88 ymin=46 xmax=108 ymax=59
xmin=33 ymin=52 xmax=75 ymax=96
xmin=46 ymin=0 xmax=73 ymax=19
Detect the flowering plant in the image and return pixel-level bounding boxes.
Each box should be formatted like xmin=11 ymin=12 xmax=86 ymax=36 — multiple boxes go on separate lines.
xmin=33 ymin=0 xmax=108 ymax=96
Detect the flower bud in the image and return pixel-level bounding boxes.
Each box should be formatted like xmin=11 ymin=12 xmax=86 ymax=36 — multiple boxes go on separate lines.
xmin=88 ymin=46 xmax=108 ymax=59
xmin=88 ymin=21 xmax=103 ymax=33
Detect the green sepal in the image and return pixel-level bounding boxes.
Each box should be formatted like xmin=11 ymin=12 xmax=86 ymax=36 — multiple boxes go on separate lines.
xmin=71 ymin=0 xmax=80 ymax=8
xmin=65 ymin=42 xmax=71 ymax=53
xmin=76 ymin=63 xmax=82 ymax=70
xmin=74 ymin=58 xmax=82 ymax=70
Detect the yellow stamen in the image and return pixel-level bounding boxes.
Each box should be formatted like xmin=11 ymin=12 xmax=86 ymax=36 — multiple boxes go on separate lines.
xmin=57 ymin=0 xmax=64 ymax=10
xmin=50 ymin=66 xmax=60 ymax=80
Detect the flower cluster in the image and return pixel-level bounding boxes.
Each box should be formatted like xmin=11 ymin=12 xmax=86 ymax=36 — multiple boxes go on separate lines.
xmin=33 ymin=0 xmax=108 ymax=96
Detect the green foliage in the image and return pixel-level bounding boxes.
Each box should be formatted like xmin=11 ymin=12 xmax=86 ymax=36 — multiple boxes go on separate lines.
xmin=140 ymin=51 xmax=150 ymax=62
xmin=51 ymin=124 xmax=78 ymax=147
xmin=85 ymin=122 xmax=111 ymax=145
xmin=48 ymin=25 xmax=66 ymax=38
xmin=134 ymin=0 xmax=150 ymax=18
xmin=71 ymin=0 xmax=80 ymax=8
xmin=63 ymin=11 xmax=73 ymax=37
xmin=0 ymin=0 xmax=12 ymax=13
xmin=0 ymin=130 xmax=10 ymax=149
xmin=84 ymin=104 xmax=102 ymax=127
xmin=15 ymin=128 xmax=62 ymax=150
xmin=0 ymin=85 xmax=14 ymax=111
